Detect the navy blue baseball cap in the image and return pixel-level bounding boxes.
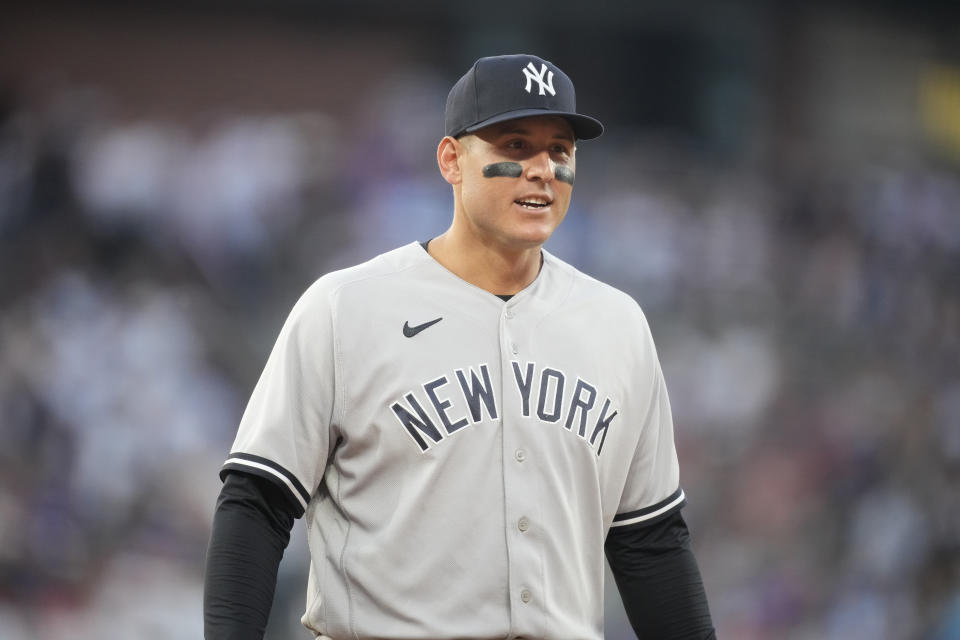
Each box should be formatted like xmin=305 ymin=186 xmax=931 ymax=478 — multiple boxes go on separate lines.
xmin=445 ymin=54 xmax=604 ymax=140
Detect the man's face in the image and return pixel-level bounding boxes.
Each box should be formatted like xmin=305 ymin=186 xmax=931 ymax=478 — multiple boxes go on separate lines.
xmin=454 ymin=115 xmax=576 ymax=251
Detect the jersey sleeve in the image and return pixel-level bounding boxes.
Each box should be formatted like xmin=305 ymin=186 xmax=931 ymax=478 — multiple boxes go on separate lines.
xmin=611 ymin=311 xmax=685 ymax=530
xmin=220 ymin=279 xmax=338 ymax=517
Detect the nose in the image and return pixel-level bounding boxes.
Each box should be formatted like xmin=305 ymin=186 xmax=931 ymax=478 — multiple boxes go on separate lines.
xmin=524 ymin=149 xmax=554 ymax=182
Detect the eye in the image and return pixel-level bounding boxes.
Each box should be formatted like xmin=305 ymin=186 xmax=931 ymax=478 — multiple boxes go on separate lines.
xmin=505 ymin=139 xmax=526 ymax=150
xmin=551 ymin=143 xmax=572 ymax=156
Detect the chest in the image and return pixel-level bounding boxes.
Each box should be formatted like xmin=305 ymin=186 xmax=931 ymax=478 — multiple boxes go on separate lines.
xmin=333 ymin=297 xmax=637 ymax=460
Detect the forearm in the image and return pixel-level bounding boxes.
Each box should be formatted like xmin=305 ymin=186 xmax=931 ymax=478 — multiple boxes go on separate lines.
xmin=605 ymin=511 xmax=715 ymax=639
xmin=204 ymin=472 xmax=296 ymax=640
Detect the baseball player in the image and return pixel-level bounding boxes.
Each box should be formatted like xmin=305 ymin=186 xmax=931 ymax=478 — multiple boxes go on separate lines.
xmin=204 ymin=54 xmax=715 ymax=639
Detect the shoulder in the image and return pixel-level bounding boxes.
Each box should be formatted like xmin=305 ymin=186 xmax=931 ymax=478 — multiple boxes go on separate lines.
xmin=295 ymin=242 xmax=430 ymax=313
xmin=542 ymin=249 xmax=649 ymax=324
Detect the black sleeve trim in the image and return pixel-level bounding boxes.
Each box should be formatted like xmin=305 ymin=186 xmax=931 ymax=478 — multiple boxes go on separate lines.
xmin=220 ymin=452 xmax=310 ymax=516
xmin=612 ymin=486 xmax=686 ymax=528
xmin=606 ymin=510 xmax=716 ymax=639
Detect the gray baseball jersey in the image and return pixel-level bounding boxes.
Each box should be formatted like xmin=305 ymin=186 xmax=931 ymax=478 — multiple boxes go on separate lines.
xmin=221 ymin=241 xmax=684 ymax=640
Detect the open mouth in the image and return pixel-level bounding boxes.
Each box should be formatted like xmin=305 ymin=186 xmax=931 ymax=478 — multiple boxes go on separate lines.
xmin=515 ymin=197 xmax=551 ymax=209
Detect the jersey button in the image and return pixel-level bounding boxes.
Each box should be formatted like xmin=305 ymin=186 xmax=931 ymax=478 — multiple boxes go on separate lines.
xmin=505 ymin=308 xmax=514 ymax=319
xmin=515 ymin=449 xmax=526 ymax=462
xmin=518 ymin=517 xmax=530 ymax=532
xmin=511 ymin=343 xmax=519 ymax=355
xmin=520 ymin=589 xmax=532 ymax=603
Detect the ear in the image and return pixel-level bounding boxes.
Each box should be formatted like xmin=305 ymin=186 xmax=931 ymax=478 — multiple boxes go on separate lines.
xmin=437 ymin=136 xmax=463 ymax=185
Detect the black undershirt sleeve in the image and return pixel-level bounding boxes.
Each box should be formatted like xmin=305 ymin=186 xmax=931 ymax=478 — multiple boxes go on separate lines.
xmin=605 ymin=510 xmax=716 ymax=639
xmin=203 ymin=471 xmax=299 ymax=640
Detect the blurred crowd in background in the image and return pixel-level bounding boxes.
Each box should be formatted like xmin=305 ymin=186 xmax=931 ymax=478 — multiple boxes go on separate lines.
xmin=1 ymin=2 xmax=958 ymax=638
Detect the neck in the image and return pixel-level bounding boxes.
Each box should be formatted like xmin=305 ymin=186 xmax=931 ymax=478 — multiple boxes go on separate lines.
xmin=427 ymin=230 xmax=543 ymax=296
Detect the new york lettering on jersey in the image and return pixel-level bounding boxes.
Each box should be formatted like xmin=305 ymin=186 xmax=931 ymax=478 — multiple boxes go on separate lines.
xmin=390 ymin=360 xmax=618 ymax=454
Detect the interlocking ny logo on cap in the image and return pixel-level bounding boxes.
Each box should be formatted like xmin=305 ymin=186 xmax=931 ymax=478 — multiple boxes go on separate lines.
xmin=522 ymin=62 xmax=556 ymax=96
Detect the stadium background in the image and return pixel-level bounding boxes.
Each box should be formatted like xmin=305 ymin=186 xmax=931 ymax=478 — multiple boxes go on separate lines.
xmin=1 ymin=1 xmax=958 ymax=638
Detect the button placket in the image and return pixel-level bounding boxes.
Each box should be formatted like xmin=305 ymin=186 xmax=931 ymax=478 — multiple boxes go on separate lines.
xmin=499 ymin=300 xmax=541 ymax=632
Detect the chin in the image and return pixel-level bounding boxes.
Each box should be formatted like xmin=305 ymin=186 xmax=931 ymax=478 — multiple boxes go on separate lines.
xmin=508 ymin=227 xmax=555 ymax=248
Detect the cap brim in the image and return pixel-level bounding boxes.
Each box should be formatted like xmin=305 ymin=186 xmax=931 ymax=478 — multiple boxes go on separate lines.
xmin=463 ymin=108 xmax=604 ymax=140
